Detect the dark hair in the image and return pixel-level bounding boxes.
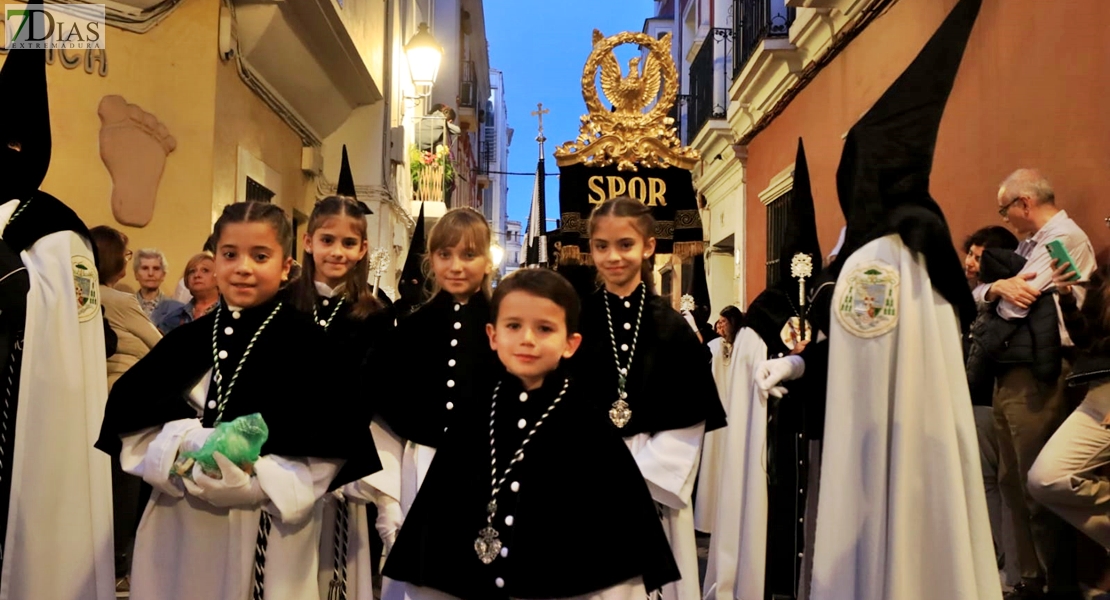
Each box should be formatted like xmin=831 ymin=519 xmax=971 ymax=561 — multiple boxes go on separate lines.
xmin=587 ymin=196 xmax=656 ymax=290
xmin=213 ymin=201 xmax=294 ymax=258
xmin=963 ymin=225 xmax=1019 ymax=254
xmin=719 ymin=303 xmax=745 ymax=332
xmin=491 ymin=268 xmax=581 ymax=334
xmin=203 ymin=233 xmax=217 ymax=254
xmin=1079 ymin=263 xmax=1110 ymax=356
xmin=89 ymin=225 xmax=129 ymax=285
xmin=291 ymin=196 xmax=381 ymax=320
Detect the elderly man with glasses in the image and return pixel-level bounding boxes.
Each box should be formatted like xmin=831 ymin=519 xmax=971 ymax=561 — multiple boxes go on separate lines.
xmin=973 ymin=168 xmax=1096 ymax=600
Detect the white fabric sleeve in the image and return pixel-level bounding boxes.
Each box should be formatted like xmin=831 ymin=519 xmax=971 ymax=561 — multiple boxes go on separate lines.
xmin=997 ymin=232 xmax=1097 ymax=320
xmin=119 ymin=418 xmax=204 ymax=498
xmin=254 ymin=455 xmax=342 ymax=525
xmin=972 ymin=282 xmax=991 ymax=307
xmin=628 ymin=422 xmax=705 ymax=510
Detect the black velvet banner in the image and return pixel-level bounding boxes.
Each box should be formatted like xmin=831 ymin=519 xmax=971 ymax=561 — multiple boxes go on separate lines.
xmin=557 ymin=163 xmax=703 ymax=254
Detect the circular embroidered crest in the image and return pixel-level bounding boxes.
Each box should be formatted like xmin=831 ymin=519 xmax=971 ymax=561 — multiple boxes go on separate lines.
xmin=835 ymin=261 xmax=899 ymax=338
xmin=72 ymin=256 xmax=100 ymax=323
xmin=779 ymin=317 xmax=813 ymax=348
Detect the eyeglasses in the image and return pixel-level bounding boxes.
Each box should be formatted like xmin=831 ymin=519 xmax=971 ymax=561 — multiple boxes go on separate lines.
xmin=998 ymin=196 xmax=1024 ymax=217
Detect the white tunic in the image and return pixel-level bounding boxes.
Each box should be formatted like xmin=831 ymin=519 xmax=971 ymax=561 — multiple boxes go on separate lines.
xmin=121 ymin=373 xmax=341 ymax=600
xmin=810 ymin=234 xmax=1002 ymax=600
xmin=694 ymin=337 xmax=738 ymax=533
xmin=318 ymin=419 xmax=406 ymax=600
xmin=0 ymin=199 xmax=113 ymax=600
xmin=625 ymin=423 xmax=704 ymax=600
xmin=700 ymin=327 xmax=771 ymax=600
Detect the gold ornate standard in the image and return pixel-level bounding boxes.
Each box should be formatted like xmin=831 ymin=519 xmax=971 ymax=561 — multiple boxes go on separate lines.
xmin=554 ymin=30 xmax=699 ymax=172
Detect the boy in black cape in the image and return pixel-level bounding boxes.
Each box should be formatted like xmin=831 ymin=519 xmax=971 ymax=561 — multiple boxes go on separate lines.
xmin=383 ymin=268 xmax=678 ymax=600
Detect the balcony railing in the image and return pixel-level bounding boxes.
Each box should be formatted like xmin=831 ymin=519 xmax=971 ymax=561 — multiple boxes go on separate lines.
xmin=733 ymin=0 xmax=796 ymax=80
xmin=459 ymin=60 xmax=477 ymax=109
xmin=687 ymin=28 xmax=733 ymax=143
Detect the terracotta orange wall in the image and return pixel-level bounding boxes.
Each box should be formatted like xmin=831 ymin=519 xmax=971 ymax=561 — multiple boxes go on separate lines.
xmin=744 ymin=0 xmax=1110 ymax=302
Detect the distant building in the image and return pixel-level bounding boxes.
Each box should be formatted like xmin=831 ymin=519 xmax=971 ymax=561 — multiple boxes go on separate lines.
xmin=504 ymin=219 xmax=523 ymax=274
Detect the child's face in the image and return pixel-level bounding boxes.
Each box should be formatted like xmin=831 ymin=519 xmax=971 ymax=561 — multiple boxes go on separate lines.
xmin=487 ymin=290 xmax=581 ymax=390
xmin=431 ymin=242 xmax=489 ymax=301
xmin=304 ymin=216 xmax=367 ymax=288
xmin=589 ymin=216 xmax=656 ymax=291
xmin=215 ymin=222 xmax=292 ymax=309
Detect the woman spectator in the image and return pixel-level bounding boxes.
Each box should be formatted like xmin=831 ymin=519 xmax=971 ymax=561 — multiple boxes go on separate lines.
xmin=88 ymin=225 xmax=163 ymax=594
xmin=150 ymin=252 xmax=219 ymax=334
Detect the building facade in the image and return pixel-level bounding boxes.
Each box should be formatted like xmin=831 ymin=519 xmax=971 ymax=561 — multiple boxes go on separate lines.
xmin=651 ymin=0 xmax=1110 ymax=311
xmin=0 ymin=0 xmax=494 ymax=298
xmin=485 ymin=68 xmax=513 ymax=272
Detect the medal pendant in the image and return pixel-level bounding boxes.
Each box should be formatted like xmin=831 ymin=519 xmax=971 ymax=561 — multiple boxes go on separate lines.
xmin=474 ymin=526 xmax=502 ymax=564
xmin=610 ymin=399 xmax=632 ymax=428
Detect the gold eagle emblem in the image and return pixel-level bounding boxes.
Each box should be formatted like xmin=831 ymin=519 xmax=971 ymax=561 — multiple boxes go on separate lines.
xmin=555 ymin=30 xmax=698 ymax=171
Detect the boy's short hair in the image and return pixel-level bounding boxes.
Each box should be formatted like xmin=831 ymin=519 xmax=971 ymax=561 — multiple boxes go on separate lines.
xmin=490 ymin=268 xmax=581 ymax=334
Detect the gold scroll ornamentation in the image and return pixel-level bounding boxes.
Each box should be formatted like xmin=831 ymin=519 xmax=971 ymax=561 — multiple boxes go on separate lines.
xmin=554 ymin=30 xmax=699 ymax=172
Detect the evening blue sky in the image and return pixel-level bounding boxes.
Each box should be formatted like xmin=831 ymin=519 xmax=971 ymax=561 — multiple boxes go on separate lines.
xmin=484 ymin=0 xmax=655 ymax=229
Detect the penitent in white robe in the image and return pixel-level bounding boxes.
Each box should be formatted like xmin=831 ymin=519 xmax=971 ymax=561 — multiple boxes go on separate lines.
xmin=699 ymin=327 xmax=771 ymax=600
xmin=0 ymin=199 xmax=113 ymax=600
xmin=809 ymin=234 xmax=1002 ymax=600
xmin=121 ymin=373 xmax=340 ymax=600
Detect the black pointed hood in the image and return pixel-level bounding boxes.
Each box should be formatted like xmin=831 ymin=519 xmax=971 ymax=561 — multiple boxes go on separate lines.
xmin=397 ymin=203 xmax=427 ymax=312
xmin=829 ymin=0 xmax=981 ymax=328
xmin=746 ymin=138 xmax=824 ymax=353
xmin=777 ymin=138 xmax=821 ymax=287
xmin=336 ymin=145 xmax=372 ymax=215
xmin=0 ymin=47 xmax=50 ymax=201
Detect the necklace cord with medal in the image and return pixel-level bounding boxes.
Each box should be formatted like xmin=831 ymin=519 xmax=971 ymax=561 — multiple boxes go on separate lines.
xmin=602 ymin=283 xmax=646 ymax=428
xmin=474 ymin=378 xmax=570 ymax=565
xmin=313 ymin=296 xmax=345 ymax=331
xmin=210 ymin=302 xmax=283 ymax=426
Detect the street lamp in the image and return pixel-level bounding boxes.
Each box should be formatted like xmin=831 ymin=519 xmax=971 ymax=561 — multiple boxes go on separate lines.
xmin=490 ymin=242 xmax=505 ymax=268
xmin=404 ymin=22 xmax=443 ymax=95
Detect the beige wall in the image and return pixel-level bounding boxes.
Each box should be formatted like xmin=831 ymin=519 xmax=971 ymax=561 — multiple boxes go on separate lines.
xmin=0 ymin=0 xmax=319 ymax=294
xmin=0 ymin=0 xmax=221 ymax=293
xmin=210 ymin=54 xmax=308 ymax=230
xmin=744 ymin=0 xmax=1110 ymax=302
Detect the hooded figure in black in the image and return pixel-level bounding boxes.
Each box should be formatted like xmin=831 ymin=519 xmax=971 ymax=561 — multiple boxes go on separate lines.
xmin=0 ymin=45 xmax=117 ymax=599
xmin=739 ymin=137 xmax=834 ymax=600
xmin=393 ymin=202 xmax=427 ymax=320
xmin=808 ymin=2 xmax=1002 ymax=599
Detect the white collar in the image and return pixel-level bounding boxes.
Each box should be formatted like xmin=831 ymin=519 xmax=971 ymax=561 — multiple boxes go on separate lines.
xmin=314 ymin=280 xmax=341 ymax=298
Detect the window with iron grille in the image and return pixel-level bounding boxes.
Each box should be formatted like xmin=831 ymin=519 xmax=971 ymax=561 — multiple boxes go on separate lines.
xmin=246 ymin=177 xmax=275 ymax=203
xmin=765 ymin=189 xmax=793 ymax=288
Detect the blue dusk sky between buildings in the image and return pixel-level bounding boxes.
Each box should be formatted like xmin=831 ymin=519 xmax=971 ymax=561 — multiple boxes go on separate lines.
xmin=484 ymin=0 xmax=655 ymax=228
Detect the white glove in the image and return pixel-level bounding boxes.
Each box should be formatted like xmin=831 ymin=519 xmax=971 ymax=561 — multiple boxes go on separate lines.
xmin=182 ymin=452 xmax=266 ymax=508
xmin=180 ymin=427 xmax=215 ymax=455
xmin=681 ymin=310 xmax=698 ymax=333
xmin=375 ymin=494 xmax=404 ymax=555
xmin=756 ymin=355 xmax=806 ymax=399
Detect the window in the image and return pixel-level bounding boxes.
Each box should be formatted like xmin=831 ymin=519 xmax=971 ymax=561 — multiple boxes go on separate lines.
xmin=245 ymin=177 xmax=275 ymax=203
xmin=765 ymin=190 xmax=793 ymax=288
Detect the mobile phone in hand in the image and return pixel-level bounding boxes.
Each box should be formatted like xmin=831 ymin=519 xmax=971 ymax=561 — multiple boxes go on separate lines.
xmin=1045 ymin=239 xmax=1080 ymax=281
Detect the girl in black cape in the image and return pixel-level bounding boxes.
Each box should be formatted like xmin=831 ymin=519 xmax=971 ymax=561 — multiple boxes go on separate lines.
xmin=383 ymin=268 xmax=679 ymax=600
xmin=289 ymin=195 xmax=395 ymax=600
xmin=572 ymin=197 xmax=726 ymax=600
xmin=367 ymin=208 xmax=500 ymax=552
xmin=96 ymin=202 xmax=380 ymax=600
